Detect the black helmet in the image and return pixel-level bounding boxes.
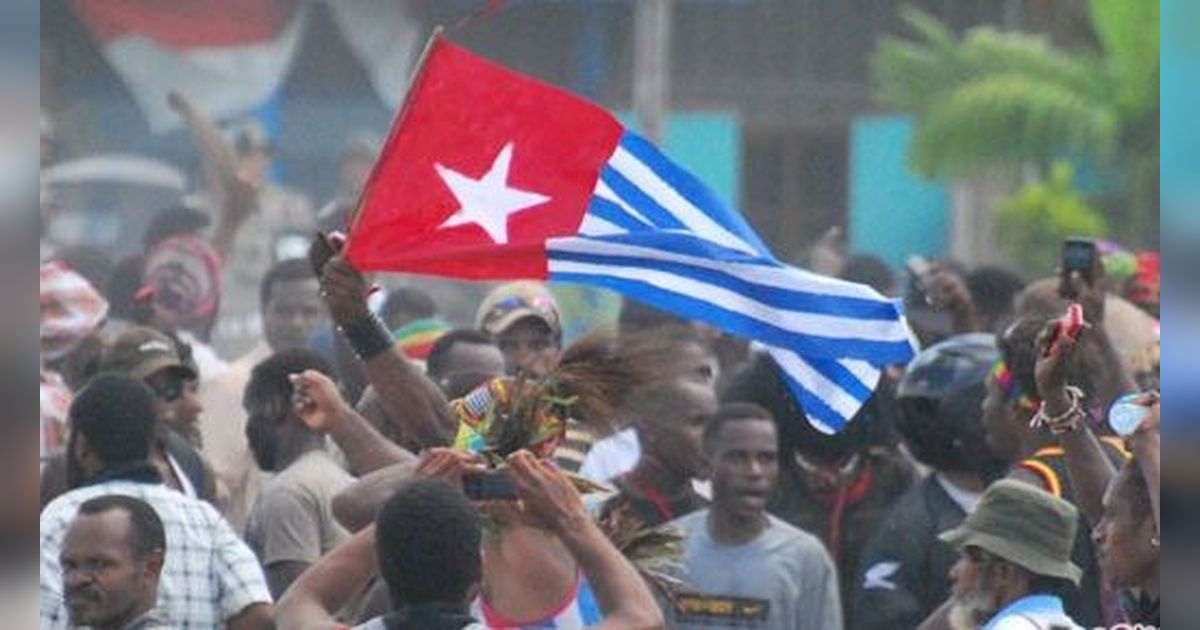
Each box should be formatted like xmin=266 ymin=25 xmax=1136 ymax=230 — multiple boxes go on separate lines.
xmin=896 ymin=333 xmax=1006 ymax=476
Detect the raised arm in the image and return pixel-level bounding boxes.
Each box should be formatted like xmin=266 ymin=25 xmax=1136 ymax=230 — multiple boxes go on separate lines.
xmin=1062 ymin=269 xmax=1139 ymax=404
xmin=291 ymin=369 xmax=416 ymax=475
xmin=167 ymin=91 xmax=256 ymax=260
xmin=504 ymin=451 xmax=664 ymax=630
xmin=924 ymin=263 xmax=982 ymax=334
xmin=318 ymin=254 xmax=456 ymax=447
xmin=1034 ymin=314 xmax=1118 ymax=526
xmin=331 ymin=460 xmax=420 ymax=533
xmin=274 ymin=524 xmax=378 ymax=630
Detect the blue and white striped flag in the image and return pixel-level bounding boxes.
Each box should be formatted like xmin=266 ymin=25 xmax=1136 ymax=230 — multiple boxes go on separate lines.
xmin=546 ymin=131 xmax=916 ymax=433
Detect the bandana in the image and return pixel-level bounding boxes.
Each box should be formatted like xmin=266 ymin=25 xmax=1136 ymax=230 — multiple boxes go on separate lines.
xmin=990 ymin=359 xmax=1038 ymax=411
xmin=40 ymin=260 xmax=108 ymax=362
xmin=392 ymin=318 xmax=451 ymax=360
xmin=143 ymin=235 xmax=221 ymax=338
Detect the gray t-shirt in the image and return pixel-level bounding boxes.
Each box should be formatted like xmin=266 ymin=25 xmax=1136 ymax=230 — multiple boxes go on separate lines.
xmin=669 ymin=509 xmax=843 ymax=630
xmin=245 ymin=450 xmax=354 ymax=567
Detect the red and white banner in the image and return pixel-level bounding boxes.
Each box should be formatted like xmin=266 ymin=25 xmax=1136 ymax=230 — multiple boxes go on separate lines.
xmin=71 ymin=0 xmax=308 ymax=132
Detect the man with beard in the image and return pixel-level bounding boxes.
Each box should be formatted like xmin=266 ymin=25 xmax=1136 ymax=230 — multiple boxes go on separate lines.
xmin=242 ymin=349 xmax=356 ymax=598
xmin=59 ymin=496 xmax=169 ymax=630
xmin=668 ymin=403 xmax=841 ymax=630
xmin=41 ymin=374 xmax=272 ymax=629
xmin=918 ymin=480 xmax=1084 ymax=630
xmin=853 ymin=334 xmax=1010 ymax=630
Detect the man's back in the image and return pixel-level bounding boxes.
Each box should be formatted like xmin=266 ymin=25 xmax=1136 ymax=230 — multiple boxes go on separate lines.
xmin=40 ymin=480 xmax=271 ymax=630
xmin=669 ymin=509 xmax=843 ymax=630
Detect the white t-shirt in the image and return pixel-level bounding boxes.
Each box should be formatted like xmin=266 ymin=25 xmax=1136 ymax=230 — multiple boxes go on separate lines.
xmin=578 ymin=427 xmax=712 ymax=499
xmin=578 ymin=427 xmax=639 ymax=483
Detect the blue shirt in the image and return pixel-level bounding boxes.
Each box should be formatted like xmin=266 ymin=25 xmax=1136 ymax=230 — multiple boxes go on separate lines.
xmin=982 ymin=594 xmax=1083 ymax=630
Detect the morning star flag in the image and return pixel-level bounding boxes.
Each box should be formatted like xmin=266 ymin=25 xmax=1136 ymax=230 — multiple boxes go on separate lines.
xmin=346 ymin=36 xmax=916 ymax=433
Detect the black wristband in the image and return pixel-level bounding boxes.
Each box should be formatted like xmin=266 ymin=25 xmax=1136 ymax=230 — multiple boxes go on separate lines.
xmin=339 ymin=315 xmax=393 ymax=360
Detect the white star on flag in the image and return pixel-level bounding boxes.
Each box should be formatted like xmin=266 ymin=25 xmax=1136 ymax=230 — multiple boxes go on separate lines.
xmin=434 ymin=142 xmax=551 ymax=244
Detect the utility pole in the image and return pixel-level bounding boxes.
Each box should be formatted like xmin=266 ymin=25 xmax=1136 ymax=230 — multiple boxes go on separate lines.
xmin=633 ymin=0 xmax=672 ymax=144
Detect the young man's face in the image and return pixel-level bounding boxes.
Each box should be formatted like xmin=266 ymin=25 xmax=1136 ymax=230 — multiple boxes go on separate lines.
xmin=1093 ymin=468 xmax=1157 ymax=589
xmin=709 ymin=417 xmax=778 ymax=520
xmin=61 ymin=511 xmax=159 ymax=629
xmin=263 ymin=278 xmax=324 ymax=352
xmin=639 ymin=380 xmax=717 ymax=480
xmin=244 ymin=395 xmax=291 ymax=472
xmin=496 ymin=317 xmax=559 ymax=378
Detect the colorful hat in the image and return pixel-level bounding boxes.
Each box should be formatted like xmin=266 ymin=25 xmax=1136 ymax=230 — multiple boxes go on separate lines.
xmin=393 ymin=318 xmax=451 ymax=360
xmin=475 ymin=281 xmax=561 ymax=338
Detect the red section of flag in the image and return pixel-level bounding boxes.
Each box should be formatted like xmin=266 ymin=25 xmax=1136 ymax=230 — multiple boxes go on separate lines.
xmin=346 ymin=37 xmax=623 ymax=280
xmin=72 ymin=0 xmax=297 ymax=47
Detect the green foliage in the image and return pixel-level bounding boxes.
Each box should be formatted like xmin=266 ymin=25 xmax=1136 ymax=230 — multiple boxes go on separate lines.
xmin=871 ymin=2 xmax=1159 ymax=245
xmin=996 ymin=162 xmax=1108 ymax=277
xmin=872 ymin=8 xmax=1127 ymax=178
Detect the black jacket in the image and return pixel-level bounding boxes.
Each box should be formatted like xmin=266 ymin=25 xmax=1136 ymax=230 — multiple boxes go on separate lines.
xmin=851 ymin=475 xmax=967 ymax=630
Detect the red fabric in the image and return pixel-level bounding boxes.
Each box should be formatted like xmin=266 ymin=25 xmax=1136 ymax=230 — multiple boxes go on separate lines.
xmin=41 ymin=369 xmax=72 ymax=461
xmin=345 ymin=37 xmax=623 ymax=280
xmin=40 ymin=260 xmax=109 ymax=362
xmin=804 ymin=460 xmax=875 ymax=562
xmin=72 ymin=0 xmax=298 ymax=47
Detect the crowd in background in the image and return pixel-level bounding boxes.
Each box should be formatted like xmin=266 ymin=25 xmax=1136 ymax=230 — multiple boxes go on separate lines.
xmin=38 ymin=91 xmax=1160 ymax=630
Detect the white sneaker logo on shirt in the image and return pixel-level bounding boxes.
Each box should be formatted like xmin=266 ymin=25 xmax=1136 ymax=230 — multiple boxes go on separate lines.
xmin=863 ymin=561 xmax=901 ymax=591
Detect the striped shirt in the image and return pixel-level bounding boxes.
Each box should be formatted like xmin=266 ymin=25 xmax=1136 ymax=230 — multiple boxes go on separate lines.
xmin=472 ymin=576 xmax=602 ymax=629
xmin=553 ymin=419 xmax=599 ymax=475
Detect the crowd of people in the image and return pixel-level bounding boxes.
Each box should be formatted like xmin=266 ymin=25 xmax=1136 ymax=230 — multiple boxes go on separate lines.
xmin=38 ymin=94 xmax=1161 ymax=630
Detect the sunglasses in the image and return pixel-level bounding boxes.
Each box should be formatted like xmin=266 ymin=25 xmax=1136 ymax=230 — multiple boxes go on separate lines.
xmin=149 ymin=376 xmax=193 ymax=403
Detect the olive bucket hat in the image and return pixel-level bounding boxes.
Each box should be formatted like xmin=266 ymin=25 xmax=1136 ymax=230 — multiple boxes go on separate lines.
xmin=939 ymin=479 xmax=1083 ymax=584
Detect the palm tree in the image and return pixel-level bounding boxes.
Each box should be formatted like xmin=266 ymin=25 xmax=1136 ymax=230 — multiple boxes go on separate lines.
xmin=871 ymin=0 xmax=1159 ymax=245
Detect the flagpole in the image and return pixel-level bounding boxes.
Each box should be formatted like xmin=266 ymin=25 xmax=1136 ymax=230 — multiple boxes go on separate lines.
xmin=346 ymin=27 xmax=445 ymax=242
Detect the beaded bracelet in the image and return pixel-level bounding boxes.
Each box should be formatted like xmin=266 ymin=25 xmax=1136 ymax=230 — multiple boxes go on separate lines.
xmin=1030 ymin=385 xmax=1086 ymax=435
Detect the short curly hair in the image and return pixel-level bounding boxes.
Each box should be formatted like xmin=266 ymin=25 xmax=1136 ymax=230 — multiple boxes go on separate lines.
xmin=375 ymin=479 xmax=482 ymax=607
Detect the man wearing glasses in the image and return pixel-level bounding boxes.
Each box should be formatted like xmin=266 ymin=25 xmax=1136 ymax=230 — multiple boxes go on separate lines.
xmin=107 ymin=326 xmax=219 ymax=503
xmin=41 ymin=326 xmax=219 ymax=506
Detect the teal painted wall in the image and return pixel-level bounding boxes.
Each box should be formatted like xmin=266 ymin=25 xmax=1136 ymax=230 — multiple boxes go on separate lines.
xmin=849 ymin=115 xmax=949 ymax=269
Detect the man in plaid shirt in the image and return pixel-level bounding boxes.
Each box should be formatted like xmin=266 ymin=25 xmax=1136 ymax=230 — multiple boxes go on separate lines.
xmin=40 ymin=374 xmax=273 ymax=630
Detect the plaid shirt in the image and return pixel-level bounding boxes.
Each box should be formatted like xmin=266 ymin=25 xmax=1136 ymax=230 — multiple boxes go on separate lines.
xmin=40 ymin=480 xmax=271 ymax=630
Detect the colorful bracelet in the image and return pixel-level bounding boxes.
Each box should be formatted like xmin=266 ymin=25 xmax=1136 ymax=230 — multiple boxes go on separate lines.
xmin=1030 ymin=385 xmax=1086 ymax=435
